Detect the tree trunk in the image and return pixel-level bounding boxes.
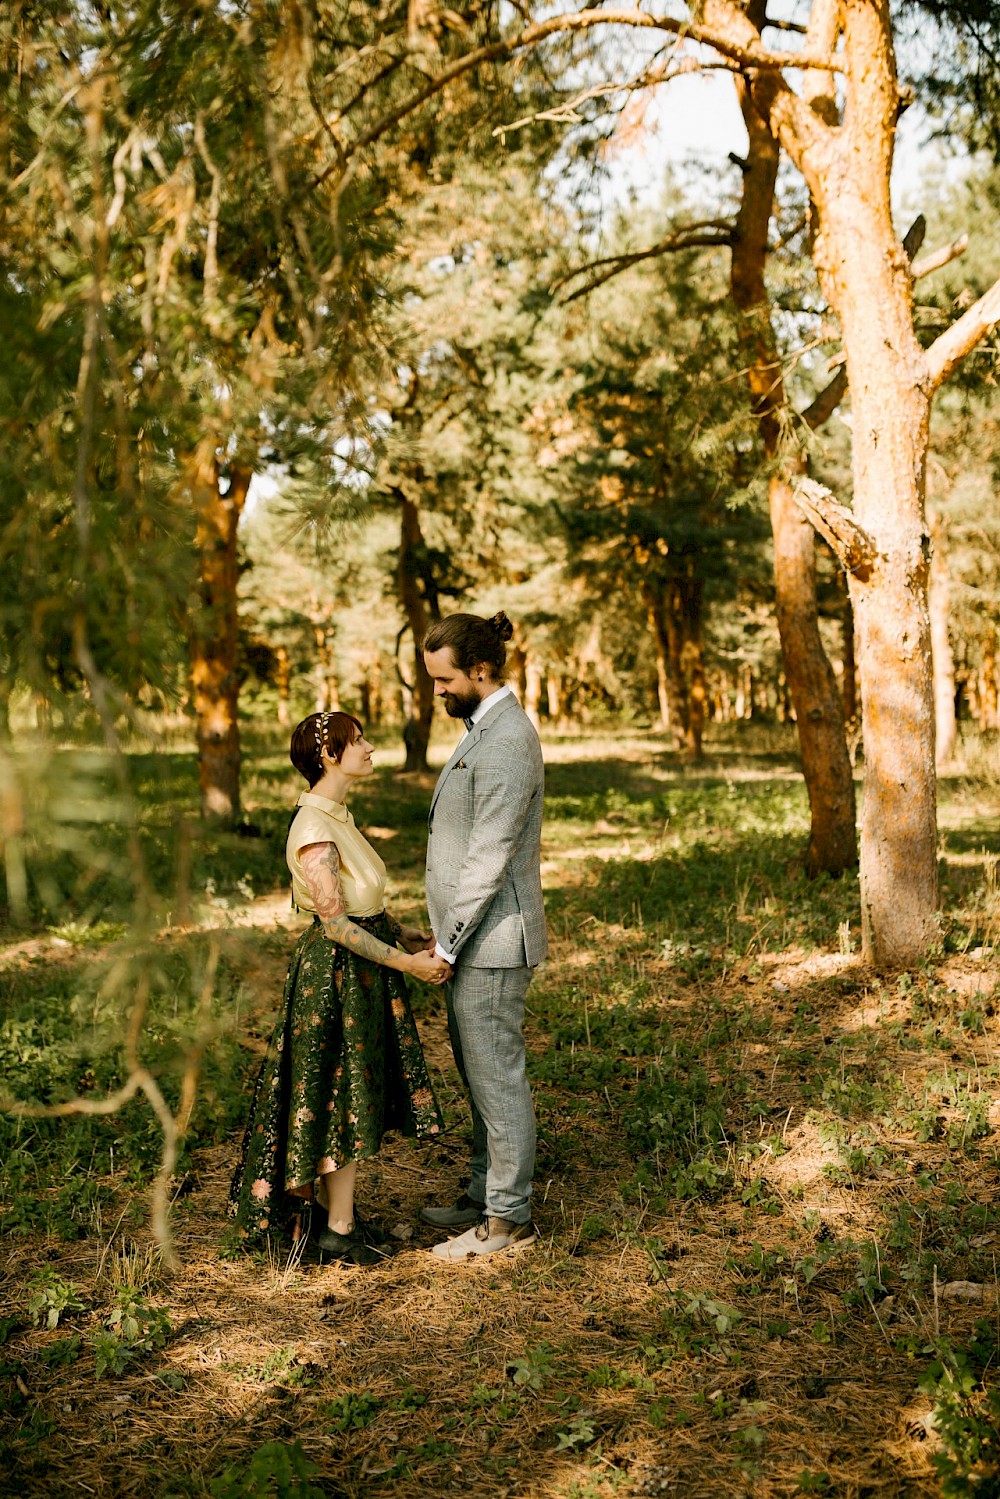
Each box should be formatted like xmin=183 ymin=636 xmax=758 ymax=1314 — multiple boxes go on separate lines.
xmin=771 ymin=475 xmax=859 ymax=874
xmin=929 ymin=515 xmax=957 ymax=767
xmin=731 ymin=38 xmax=857 ymax=874
xmin=786 ymin=3 xmax=937 ymax=962
xmin=841 ymin=577 xmax=858 ymax=724
xmin=980 ymin=647 xmax=999 ymax=731
xmin=313 ymin=620 xmax=341 ymax=712
xmin=680 ymin=573 xmax=706 ymax=762
xmin=546 ymin=673 xmax=566 ymax=726
xmin=189 ymin=453 xmax=250 ymax=823
xmin=395 ymin=490 xmax=436 ymax=772
xmin=275 ymin=644 xmax=291 ymax=728
xmin=641 ymin=578 xmax=687 ymax=749
xmin=524 ymin=654 xmax=542 ymax=730
xmin=360 ymin=657 xmax=383 ymax=728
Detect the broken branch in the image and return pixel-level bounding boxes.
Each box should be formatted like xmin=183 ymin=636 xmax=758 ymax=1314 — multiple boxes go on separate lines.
xmin=911 ymin=234 xmax=969 ymax=282
xmin=925 ymin=271 xmax=1000 ymax=391
xmin=793 ymin=477 xmax=879 ymax=581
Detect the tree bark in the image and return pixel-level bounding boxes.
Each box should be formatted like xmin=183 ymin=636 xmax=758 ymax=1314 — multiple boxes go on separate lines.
xmin=756 ymin=0 xmax=937 ymax=961
xmin=641 ymin=577 xmax=687 ymax=749
xmin=275 ymin=644 xmax=291 ymax=728
xmin=771 ymin=475 xmax=858 ymax=873
xmin=680 ymin=572 xmax=706 ymax=762
xmin=730 ymin=28 xmax=857 ymax=874
xmin=189 ymin=452 xmax=250 ymax=823
xmin=312 ymin=616 xmax=341 ymax=713
xmin=929 ymin=515 xmax=958 ymax=767
xmin=524 ymin=653 xmax=542 ymax=730
xmin=395 ymin=490 xmax=436 ymax=773
xmin=840 ymin=577 xmax=858 ymax=724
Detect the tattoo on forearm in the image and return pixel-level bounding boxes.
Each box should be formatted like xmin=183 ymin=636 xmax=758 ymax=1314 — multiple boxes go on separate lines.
xmin=299 ymin=842 xmax=397 ymax=967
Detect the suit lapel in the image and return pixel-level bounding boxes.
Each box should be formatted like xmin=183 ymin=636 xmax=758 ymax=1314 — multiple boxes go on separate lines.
xmin=429 ymin=695 xmax=519 ymax=820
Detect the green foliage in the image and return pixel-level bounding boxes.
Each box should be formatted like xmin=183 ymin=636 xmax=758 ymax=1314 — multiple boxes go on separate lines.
xmin=506 ymin=1344 xmax=554 ymax=1391
xmin=92 ymin=1290 xmax=171 ymax=1379
xmin=324 ymin=1392 xmax=380 ymax=1433
xmin=26 ymin=1269 xmax=86 ymax=1330
xmin=920 ymin=1334 xmax=1000 ymax=1496
xmin=209 ymin=1440 xmax=325 ymax=1499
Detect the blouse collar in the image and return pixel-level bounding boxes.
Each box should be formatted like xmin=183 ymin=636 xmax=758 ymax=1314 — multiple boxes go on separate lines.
xmin=296 ymin=790 xmax=350 ymax=822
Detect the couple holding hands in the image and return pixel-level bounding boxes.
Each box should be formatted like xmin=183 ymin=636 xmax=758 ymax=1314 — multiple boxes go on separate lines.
xmin=229 ymin=611 xmax=546 ymax=1266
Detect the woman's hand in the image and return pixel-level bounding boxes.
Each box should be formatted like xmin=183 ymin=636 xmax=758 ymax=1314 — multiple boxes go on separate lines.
xmin=406 ymin=949 xmax=452 ymax=984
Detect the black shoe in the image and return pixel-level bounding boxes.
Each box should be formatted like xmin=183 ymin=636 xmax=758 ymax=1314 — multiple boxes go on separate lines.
xmin=316 ymin=1224 xmax=389 ymax=1266
xmin=420 ymin=1192 xmax=486 ymax=1229
xmin=353 ymin=1210 xmax=389 ymax=1246
xmin=308 ymin=1203 xmax=388 ymax=1247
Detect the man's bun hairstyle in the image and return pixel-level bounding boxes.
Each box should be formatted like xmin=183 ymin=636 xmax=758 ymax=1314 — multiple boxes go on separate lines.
xmin=423 ymin=611 xmax=514 ymax=680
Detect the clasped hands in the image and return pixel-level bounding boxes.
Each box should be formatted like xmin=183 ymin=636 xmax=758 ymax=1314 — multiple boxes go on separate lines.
xmin=400 ymin=927 xmax=453 ymax=985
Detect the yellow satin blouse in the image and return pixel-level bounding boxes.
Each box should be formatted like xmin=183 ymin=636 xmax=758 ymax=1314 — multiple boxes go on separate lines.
xmin=285 ymin=791 xmax=387 ymax=919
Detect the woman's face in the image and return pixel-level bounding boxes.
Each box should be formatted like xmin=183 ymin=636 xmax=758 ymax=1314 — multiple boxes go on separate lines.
xmin=334 ymin=728 xmax=374 ymax=779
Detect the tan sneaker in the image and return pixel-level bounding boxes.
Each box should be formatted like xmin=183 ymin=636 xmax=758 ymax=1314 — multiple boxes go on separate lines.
xmin=431 ymin=1215 xmax=538 ymax=1262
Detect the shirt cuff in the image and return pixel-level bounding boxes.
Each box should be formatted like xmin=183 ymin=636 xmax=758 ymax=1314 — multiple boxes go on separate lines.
xmin=434 ymin=941 xmax=457 ymax=964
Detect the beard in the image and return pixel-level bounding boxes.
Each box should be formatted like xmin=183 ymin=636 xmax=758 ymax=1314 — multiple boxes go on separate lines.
xmin=442 ymin=689 xmax=481 ymax=719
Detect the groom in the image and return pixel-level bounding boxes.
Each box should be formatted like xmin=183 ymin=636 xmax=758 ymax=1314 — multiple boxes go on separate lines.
xmin=420 ymin=610 xmax=547 ymax=1260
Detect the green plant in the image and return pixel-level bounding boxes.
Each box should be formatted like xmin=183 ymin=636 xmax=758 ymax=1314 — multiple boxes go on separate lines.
xmin=210 ymin=1440 xmax=326 ymax=1498
xmin=920 ymin=1344 xmax=1000 ymax=1496
xmin=324 ymin=1392 xmax=380 ymax=1432
xmin=38 ymin=1334 xmax=81 ymax=1367
xmin=92 ymin=1289 xmax=171 ymax=1379
xmin=506 ymin=1344 xmax=554 ymax=1391
xmin=26 ymin=1269 xmax=86 ymax=1330
xmin=554 ymin=1414 xmax=597 ymax=1451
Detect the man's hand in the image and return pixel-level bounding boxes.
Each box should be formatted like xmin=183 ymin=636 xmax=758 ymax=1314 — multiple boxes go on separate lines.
xmin=399 ymin=925 xmax=432 ymax=954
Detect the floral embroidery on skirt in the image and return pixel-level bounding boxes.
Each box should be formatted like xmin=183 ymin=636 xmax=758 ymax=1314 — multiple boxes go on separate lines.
xmin=229 ymin=914 xmax=442 ymax=1241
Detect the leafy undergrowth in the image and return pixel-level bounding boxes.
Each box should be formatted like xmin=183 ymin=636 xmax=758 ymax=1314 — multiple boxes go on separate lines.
xmin=2 ymin=730 xmax=999 ymax=1497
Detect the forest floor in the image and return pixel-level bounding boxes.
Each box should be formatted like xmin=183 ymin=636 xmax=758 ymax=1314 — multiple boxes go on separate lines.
xmin=2 ymin=726 xmax=1000 ymax=1498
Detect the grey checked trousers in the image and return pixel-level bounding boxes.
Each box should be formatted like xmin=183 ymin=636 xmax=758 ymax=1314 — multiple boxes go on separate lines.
xmin=445 ymin=965 xmax=536 ymax=1224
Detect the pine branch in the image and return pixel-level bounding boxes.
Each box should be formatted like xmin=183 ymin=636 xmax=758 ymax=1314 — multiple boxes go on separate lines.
xmin=553 ymin=223 xmax=735 ymax=303
xmin=322 ymin=8 xmax=844 ymax=182
xmin=793 ymin=477 xmax=879 ymax=581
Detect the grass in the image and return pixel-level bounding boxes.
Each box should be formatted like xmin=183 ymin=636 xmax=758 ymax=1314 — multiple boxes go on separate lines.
xmin=1 ymin=725 xmax=1000 ymax=1495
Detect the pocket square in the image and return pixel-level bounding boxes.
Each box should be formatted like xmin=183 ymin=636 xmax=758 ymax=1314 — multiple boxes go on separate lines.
xmin=455 ymin=759 xmax=467 ymax=770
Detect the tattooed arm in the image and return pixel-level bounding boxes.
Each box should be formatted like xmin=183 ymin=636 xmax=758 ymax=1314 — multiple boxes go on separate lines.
xmin=299 ymin=844 xmax=449 ymax=982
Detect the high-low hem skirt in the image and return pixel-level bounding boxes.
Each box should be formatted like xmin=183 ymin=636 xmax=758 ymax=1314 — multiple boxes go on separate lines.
xmin=228 ymin=913 xmax=442 ymax=1242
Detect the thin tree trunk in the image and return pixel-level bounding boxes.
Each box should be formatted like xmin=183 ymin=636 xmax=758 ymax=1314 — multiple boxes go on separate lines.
xmin=681 ymin=573 xmax=706 ymax=762
xmin=275 ymin=644 xmax=290 ymax=728
xmin=641 ymin=578 xmax=687 ymax=748
xmin=771 ymin=475 xmax=859 ymax=873
xmin=981 ymin=647 xmax=999 ymax=731
xmin=313 ymin=621 xmax=341 ymax=712
xmin=731 ymin=35 xmax=857 ymax=874
xmin=841 ymin=577 xmax=858 ymax=724
xmin=546 ymin=674 xmax=566 ymax=726
xmin=524 ymin=654 xmax=542 ymax=730
xmin=189 ymin=453 xmax=250 ymax=823
xmin=395 ymin=490 xmax=436 ymax=772
xmin=929 ymin=515 xmax=957 ymax=767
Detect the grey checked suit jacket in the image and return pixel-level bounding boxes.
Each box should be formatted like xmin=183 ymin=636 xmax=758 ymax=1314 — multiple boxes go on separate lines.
xmin=426 ymin=694 xmax=547 ymax=969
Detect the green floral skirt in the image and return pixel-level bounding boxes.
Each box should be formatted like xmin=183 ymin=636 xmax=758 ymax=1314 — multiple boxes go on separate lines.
xmin=229 ymin=913 xmax=442 ymax=1242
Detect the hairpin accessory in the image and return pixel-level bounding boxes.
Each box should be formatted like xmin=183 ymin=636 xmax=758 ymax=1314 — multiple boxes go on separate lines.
xmin=314 ymin=711 xmax=332 ymax=753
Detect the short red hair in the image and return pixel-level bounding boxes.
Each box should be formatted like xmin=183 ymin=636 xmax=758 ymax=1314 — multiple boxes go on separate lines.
xmin=289 ymin=712 xmax=364 ymax=787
